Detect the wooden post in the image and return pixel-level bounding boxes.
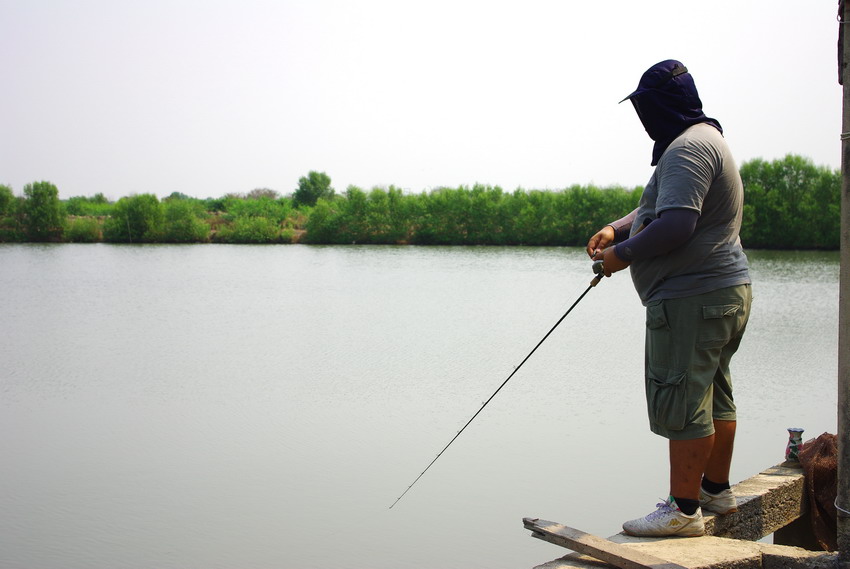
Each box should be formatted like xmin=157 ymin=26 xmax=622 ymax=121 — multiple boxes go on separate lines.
xmin=839 ymin=1 xmax=850 ymax=566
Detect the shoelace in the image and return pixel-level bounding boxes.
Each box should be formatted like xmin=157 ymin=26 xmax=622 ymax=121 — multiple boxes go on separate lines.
xmin=645 ymin=499 xmax=676 ymax=520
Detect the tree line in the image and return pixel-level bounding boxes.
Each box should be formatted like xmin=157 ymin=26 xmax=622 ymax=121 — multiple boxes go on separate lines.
xmin=0 ymin=154 xmax=840 ymax=249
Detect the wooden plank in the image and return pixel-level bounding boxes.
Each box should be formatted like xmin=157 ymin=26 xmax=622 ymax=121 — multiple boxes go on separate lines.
xmin=523 ymin=518 xmax=689 ymax=569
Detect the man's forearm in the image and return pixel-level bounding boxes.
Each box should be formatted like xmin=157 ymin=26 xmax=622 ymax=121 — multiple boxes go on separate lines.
xmin=609 ymin=208 xmax=638 ymax=243
xmin=613 ymin=208 xmax=699 ymax=262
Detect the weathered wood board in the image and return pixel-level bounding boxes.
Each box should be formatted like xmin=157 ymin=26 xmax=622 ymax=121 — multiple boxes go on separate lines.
xmin=523 ymin=518 xmax=689 ymax=569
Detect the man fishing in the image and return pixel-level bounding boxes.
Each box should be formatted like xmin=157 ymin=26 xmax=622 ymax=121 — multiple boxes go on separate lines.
xmin=586 ymin=60 xmax=752 ymax=537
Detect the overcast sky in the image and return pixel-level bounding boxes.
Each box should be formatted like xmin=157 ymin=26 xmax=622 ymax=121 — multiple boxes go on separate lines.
xmin=0 ymin=1 xmax=842 ymax=200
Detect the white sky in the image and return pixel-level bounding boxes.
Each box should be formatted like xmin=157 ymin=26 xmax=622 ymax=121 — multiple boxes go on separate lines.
xmin=0 ymin=0 xmax=842 ymax=200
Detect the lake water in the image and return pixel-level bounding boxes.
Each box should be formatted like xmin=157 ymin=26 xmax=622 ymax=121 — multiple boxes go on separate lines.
xmin=0 ymin=244 xmax=840 ymax=569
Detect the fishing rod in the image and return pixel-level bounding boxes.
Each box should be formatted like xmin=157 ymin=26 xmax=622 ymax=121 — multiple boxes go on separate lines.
xmin=389 ymin=260 xmax=607 ymax=509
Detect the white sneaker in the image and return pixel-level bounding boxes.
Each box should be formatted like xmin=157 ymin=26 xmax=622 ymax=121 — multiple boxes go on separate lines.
xmin=622 ymin=497 xmax=705 ymax=537
xmin=699 ymin=487 xmax=737 ymax=515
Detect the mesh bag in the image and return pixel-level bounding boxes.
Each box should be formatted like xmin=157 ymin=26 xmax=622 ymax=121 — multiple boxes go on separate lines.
xmin=798 ymin=432 xmax=838 ymax=551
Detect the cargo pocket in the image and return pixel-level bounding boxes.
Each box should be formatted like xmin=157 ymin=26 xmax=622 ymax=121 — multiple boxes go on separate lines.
xmin=645 ymin=300 xmax=669 ymax=368
xmin=698 ymin=303 xmax=741 ymax=348
xmin=646 ymin=368 xmax=689 ymax=431
xmin=645 ymin=300 xmax=668 ymax=330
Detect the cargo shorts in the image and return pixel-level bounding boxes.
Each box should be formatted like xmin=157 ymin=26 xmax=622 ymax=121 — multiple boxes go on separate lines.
xmin=644 ymin=284 xmax=752 ymax=440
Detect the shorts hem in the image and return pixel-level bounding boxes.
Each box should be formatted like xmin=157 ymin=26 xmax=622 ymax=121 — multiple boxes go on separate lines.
xmin=650 ymin=423 xmax=716 ymax=441
xmin=713 ymin=412 xmax=737 ymax=422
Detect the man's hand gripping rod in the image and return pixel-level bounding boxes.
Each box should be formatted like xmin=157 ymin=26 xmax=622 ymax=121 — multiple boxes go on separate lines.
xmin=590 ymin=259 xmax=605 ymax=286
xmin=389 ymin=260 xmax=607 ymax=509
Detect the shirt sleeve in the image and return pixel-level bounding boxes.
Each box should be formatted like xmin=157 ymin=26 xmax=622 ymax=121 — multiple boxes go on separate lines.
xmin=655 ymin=135 xmax=720 ymax=215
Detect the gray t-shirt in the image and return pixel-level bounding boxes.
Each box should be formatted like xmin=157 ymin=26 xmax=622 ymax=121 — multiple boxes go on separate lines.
xmin=629 ymin=123 xmax=750 ymax=304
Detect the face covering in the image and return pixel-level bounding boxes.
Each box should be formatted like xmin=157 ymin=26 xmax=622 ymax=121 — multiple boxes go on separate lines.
xmin=621 ymin=60 xmax=722 ymax=166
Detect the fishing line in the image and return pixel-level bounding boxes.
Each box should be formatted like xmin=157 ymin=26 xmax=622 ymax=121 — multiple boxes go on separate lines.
xmin=389 ymin=261 xmax=606 ymax=509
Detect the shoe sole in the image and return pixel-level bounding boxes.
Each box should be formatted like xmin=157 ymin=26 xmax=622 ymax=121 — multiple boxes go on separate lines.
xmin=705 ymin=506 xmax=738 ymax=515
xmin=622 ymin=529 xmax=705 ymax=538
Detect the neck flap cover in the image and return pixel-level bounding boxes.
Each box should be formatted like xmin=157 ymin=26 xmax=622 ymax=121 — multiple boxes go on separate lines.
xmin=623 ymin=60 xmax=723 ymax=166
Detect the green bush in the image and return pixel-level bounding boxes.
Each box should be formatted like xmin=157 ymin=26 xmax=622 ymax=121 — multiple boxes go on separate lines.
xmin=215 ymin=215 xmax=280 ymax=243
xmin=506 ymin=190 xmax=562 ymax=245
xmin=740 ymin=155 xmax=840 ymax=249
xmin=408 ymin=187 xmax=468 ymax=245
xmin=4 ymin=155 xmax=839 ymax=248
xmin=302 ymin=198 xmax=348 ymax=244
xmin=335 ymin=186 xmax=369 ymax=243
xmin=222 ymin=195 xmax=294 ymax=223
xmin=161 ymin=199 xmax=209 ymax=243
xmin=103 ymin=194 xmax=164 ymax=243
xmin=203 ymin=196 xmax=227 ymax=212
xmin=364 ymin=186 xmax=411 ymax=244
xmin=299 ymin=183 xmax=643 ymax=246
xmin=0 ymin=185 xmax=13 ymax=216
xmin=293 ymin=171 xmax=334 ymax=207
xmin=280 ymin=228 xmax=297 ymax=243
xmin=65 ymin=193 xmax=113 ymax=216
xmin=23 ymin=181 xmax=64 ymax=241
xmin=65 ymin=217 xmax=102 ymax=242
xmin=0 ymin=194 xmax=24 ymax=242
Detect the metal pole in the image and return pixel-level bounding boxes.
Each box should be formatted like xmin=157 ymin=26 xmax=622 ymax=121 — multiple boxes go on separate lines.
xmin=838 ymin=1 xmax=850 ymax=564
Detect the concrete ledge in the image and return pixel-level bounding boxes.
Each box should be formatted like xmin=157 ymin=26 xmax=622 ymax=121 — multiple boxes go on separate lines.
xmin=759 ymin=544 xmax=838 ymax=569
xmin=532 ymin=463 xmax=829 ymax=569
xmin=533 ymin=536 xmax=835 ymax=569
xmin=705 ymin=463 xmax=807 ymax=541
xmin=605 ymin=534 xmax=763 ymax=569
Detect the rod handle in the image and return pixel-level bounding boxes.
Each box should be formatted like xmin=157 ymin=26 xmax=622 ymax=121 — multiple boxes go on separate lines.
xmin=590 ymin=260 xmax=605 ymax=286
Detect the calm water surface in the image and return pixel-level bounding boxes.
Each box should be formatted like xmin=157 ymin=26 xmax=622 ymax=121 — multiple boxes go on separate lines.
xmin=0 ymin=244 xmax=839 ymax=569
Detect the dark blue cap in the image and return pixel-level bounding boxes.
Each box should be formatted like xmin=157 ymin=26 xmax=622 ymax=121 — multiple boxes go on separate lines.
xmin=619 ymin=60 xmax=690 ymax=103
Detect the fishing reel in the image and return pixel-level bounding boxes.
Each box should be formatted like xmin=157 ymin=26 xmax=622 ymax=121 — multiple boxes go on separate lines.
xmin=592 ymin=259 xmax=605 ymax=275
xmin=590 ymin=259 xmax=605 ymax=286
